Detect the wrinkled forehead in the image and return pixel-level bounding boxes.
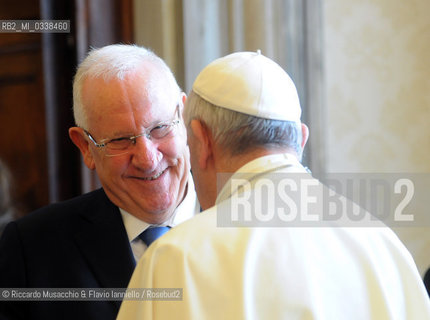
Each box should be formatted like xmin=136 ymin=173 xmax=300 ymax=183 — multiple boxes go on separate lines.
xmin=82 ymin=66 xmax=181 ymax=130
xmin=85 ymin=63 xmax=179 ymax=104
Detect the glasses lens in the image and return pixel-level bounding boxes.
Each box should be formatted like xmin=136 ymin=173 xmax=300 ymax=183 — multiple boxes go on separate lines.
xmin=149 ymin=123 xmax=176 ymax=140
xmin=106 ymin=138 xmax=133 ymax=151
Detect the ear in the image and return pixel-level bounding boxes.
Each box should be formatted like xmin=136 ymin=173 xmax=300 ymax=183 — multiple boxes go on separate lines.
xmin=190 ymin=119 xmax=213 ymax=170
xmin=300 ymin=123 xmax=309 ymax=149
xmin=181 ymin=92 xmax=187 ymax=106
xmin=69 ymin=127 xmax=96 ymax=170
xmin=179 ymin=92 xmax=187 ymax=116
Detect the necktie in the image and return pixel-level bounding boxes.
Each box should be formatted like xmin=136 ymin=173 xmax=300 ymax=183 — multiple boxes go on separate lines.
xmin=139 ymin=226 xmax=170 ymax=247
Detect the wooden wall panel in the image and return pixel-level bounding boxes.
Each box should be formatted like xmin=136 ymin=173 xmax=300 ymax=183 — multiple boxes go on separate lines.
xmin=0 ymin=1 xmax=48 ymax=215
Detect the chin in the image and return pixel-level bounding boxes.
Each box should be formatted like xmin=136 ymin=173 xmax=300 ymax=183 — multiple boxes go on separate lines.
xmin=142 ymin=195 xmax=176 ymax=214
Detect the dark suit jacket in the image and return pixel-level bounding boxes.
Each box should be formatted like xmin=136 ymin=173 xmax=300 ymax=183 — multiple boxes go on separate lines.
xmin=424 ymin=268 xmax=430 ymax=296
xmin=0 ymin=189 xmax=135 ymax=320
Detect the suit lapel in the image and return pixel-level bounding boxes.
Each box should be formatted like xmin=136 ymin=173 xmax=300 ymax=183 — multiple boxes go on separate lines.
xmin=74 ymin=190 xmax=135 ymax=307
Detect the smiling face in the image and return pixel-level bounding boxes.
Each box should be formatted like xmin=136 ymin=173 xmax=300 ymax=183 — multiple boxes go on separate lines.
xmin=80 ymin=64 xmax=189 ymax=223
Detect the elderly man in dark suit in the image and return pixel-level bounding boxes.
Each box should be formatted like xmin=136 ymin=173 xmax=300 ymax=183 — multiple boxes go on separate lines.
xmin=0 ymin=44 xmax=198 ymax=320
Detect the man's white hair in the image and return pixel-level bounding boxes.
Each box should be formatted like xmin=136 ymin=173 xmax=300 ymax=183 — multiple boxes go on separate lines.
xmin=73 ymin=44 xmax=180 ymax=128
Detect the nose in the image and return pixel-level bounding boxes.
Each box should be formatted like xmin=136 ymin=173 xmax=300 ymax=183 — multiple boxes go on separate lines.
xmin=130 ymin=136 xmax=163 ymax=171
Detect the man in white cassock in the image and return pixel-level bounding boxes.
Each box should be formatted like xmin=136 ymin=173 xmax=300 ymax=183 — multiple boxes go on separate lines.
xmin=117 ymin=51 xmax=430 ymax=319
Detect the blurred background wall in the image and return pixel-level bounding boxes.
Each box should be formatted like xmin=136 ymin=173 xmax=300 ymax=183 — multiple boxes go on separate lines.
xmin=324 ymin=0 xmax=430 ymax=276
xmin=325 ymin=0 xmax=430 ymax=173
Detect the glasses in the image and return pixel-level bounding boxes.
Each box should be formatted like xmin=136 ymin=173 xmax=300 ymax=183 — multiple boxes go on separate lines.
xmin=84 ymin=106 xmax=180 ymax=156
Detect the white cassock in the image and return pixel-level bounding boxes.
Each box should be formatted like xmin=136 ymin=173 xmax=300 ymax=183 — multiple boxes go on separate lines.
xmin=117 ymin=153 xmax=430 ymax=320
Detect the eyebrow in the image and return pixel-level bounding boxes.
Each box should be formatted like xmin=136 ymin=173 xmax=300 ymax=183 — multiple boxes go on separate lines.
xmin=103 ymin=119 xmax=172 ymax=140
xmin=106 ymin=130 xmax=135 ymax=138
xmin=102 ymin=104 xmax=180 ymax=139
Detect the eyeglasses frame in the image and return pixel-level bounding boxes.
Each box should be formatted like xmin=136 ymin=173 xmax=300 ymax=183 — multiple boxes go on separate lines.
xmin=83 ymin=105 xmax=181 ymax=155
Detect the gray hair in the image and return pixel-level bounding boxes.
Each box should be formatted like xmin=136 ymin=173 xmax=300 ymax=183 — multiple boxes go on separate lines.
xmin=184 ymin=90 xmax=303 ymax=157
xmin=73 ymin=44 xmax=180 ymax=128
